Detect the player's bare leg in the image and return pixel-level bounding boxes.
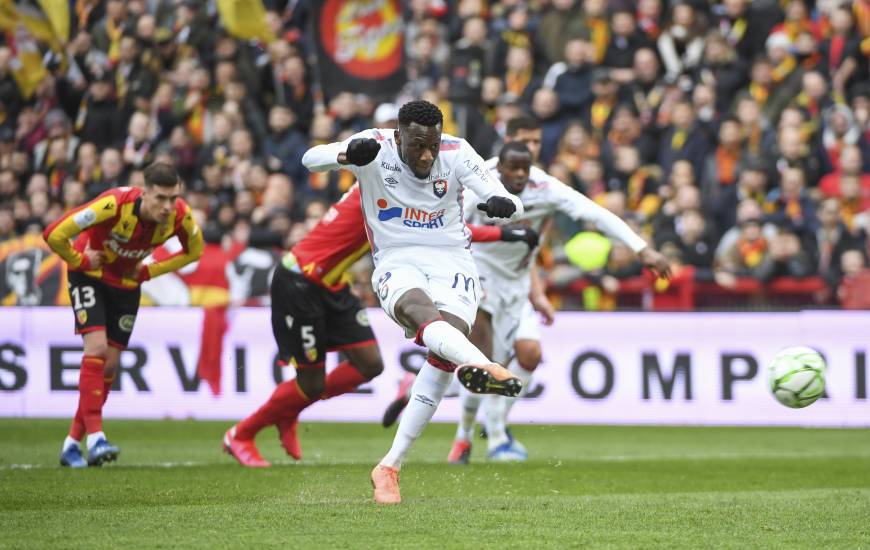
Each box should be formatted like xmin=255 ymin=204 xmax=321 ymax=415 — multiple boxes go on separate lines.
xmin=62 ymin=331 xmax=120 ymax=468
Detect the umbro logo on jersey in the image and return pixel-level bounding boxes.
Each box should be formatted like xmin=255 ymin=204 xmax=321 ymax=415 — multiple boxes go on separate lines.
xmin=384 ymin=177 xmax=399 ymax=188
xmin=380 ymin=161 xmax=401 ymax=172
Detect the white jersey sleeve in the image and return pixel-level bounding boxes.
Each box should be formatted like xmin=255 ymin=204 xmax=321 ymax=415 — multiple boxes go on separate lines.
xmin=455 ymin=142 xmax=523 ymax=219
xmin=301 ymin=130 xmax=372 ymax=173
xmin=546 ymin=174 xmax=647 ymax=253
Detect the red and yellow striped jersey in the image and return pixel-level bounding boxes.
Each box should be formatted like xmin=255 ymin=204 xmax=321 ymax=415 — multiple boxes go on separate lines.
xmin=43 ymin=187 xmax=204 ymax=289
xmin=287 ymin=184 xmax=369 ymax=291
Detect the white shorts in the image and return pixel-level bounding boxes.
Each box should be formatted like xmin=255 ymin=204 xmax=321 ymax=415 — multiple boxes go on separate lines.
xmin=372 ymin=246 xmax=480 ymax=333
xmin=478 ymin=268 xmax=539 ymax=363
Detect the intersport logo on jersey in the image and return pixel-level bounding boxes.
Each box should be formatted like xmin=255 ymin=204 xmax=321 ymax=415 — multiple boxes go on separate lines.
xmin=376 ymin=199 xmax=445 ymax=228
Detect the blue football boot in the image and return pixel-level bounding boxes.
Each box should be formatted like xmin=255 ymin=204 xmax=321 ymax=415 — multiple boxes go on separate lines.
xmin=87 ymin=438 xmax=120 ymax=467
xmin=60 ymin=445 xmax=87 ymax=468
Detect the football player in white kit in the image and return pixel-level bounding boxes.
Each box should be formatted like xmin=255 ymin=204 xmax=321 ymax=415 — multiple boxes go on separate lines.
xmin=450 ymin=139 xmax=670 ymax=463
xmin=301 ymin=100 xmax=525 ymax=504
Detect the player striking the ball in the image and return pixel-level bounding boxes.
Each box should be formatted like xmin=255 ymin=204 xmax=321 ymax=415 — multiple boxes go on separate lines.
xmin=222 ymin=182 xmax=539 ymax=467
xmin=44 ymin=162 xmax=203 ymax=467
xmin=303 ymin=99 xmax=523 ymax=504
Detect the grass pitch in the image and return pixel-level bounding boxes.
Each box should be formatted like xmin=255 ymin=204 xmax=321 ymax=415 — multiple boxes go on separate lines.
xmin=1 ymin=419 xmax=868 ymax=549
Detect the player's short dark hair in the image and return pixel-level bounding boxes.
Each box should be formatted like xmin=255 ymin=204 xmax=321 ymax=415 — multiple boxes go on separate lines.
xmin=498 ymin=141 xmax=533 ymax=163
xmin=398 ymin=100 xmax=443 ymax=128
xmin=506 ymin=115 xmax=541 ymax=137
xmin=143 ymin=162 xmax=180 ymax=187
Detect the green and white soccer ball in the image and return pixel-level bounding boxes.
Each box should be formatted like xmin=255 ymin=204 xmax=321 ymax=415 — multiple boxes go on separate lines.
xmin=767 ymin=346 xmax=827 ymax=408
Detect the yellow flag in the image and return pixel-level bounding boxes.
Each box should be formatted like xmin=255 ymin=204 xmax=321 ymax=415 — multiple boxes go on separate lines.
xmin=0 ymin=1 xmax=19 ymax=31
xmin=216 ymin=0 xmax=275 ymax=43
xmin=11 ymin=0 xmax=56 ymax=44
xmin=9 ymin=23 xmax=47 ymax=98
xmin=37 ymin=0 xmax=68 ymax=43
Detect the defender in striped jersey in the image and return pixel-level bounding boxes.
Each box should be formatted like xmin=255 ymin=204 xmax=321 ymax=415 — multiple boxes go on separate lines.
xmin=223 ymin=183 xmax=538 ymax=467
xmin=43 ymin=162 xmax=203 ymax=468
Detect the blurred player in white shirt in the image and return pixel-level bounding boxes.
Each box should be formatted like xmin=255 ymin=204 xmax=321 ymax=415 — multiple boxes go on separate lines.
xmin=302 ymin=100 xmax=525 ymax=504
xmin=449 ymin=121 xmax=669 ymax=463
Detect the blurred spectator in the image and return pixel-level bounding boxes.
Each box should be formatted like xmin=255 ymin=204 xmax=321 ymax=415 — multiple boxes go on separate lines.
xmin=702 ymin=118 xmax=742 ymax=202
xmin=713 ymin=157 xmax=769 ymax=235
xmin=716 ymin=216 xmax=770 ymax=279
xmin=657 ymin=2 xmax=705 ymax=86
xmin=538 ymin=0 xmax=586 ymax=65
xmin=262 ymin=105 xmax=307 ymax=188
xmin=85 ymin=148 xmax=124 ymax=199
xmin=77 ymin=71 xmax=123 ymax=150
xmin=604 ymin=9 xmax=652 ymax=83
xmin=543 ymin=38 xmax=594 ymax=118
xmin=837 ymin=249 xmax=870 ymax=308
xmin=809 ymin=198 xmax=868 ymax=289
xmin=764 ymin=167 xmax=818 ymax=235
xmin=531 ymin=88 xmax=566 ymax=166
xmin=657 ymin=101 xmax=708 ymax=178
xmin=819 ymin=145 xmax=870 ymax=202
xmin=820 ymin=104 xmax=870 ymax=174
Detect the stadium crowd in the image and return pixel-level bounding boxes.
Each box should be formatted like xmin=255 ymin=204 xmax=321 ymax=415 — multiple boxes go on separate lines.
xmin=1 ymin=0 xmax=870 ymax=308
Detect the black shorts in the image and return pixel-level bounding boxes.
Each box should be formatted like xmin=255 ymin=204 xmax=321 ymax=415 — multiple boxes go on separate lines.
xmin=270 ymin=265 xmax=376 ymax=368
xmin=68 ymin=270 xmax=141 ymax=349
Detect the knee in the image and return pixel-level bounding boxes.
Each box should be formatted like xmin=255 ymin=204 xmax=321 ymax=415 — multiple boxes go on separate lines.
xmin=358 ymin=357 xmax=384 ymax=380
xmin=296 ymin=369 xmax=326 ymax=399
xmin=515 ymin=341 xmax=541 ymax=371
xmin=298 ymin=376 xmax=325 ymax=400
xmin=84 ymin=341 xmax=109 ymax=361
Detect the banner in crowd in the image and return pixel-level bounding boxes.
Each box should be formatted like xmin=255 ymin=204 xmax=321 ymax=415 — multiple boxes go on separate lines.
xmin=0 ymin=235 xmax=68 ymax=306
xmin=0 ymin=308 xmax=867 ymax=427
xmin=313 ymin=0 xmax=406 ymax=100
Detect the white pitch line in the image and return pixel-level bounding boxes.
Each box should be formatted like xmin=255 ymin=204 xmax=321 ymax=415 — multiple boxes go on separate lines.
xmin=2 ymin=451 xmax=869 ymax=470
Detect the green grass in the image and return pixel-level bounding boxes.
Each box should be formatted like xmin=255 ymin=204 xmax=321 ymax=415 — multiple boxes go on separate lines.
xmin=1 ymin=420 xmax=869 ymax=549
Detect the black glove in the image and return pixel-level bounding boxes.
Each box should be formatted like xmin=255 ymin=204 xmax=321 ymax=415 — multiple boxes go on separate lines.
xmin=477 ymin=196 xmax=516 ymax=218
xmin=500 ymin=225 xmax=539 ymax=249
xmin=345 ymin=138 xmax=381 ymax=166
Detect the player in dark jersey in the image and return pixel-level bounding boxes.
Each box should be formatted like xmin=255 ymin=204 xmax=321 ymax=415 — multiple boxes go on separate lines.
xmin=43 ymin=162 xmax=203 ymax=467
xmin=222 ymin=184 xmax=538 ymax=467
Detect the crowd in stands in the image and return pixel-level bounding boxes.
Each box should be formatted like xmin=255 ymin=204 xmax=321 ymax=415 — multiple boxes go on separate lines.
xmin=1 ymin=0 xmax=870 ymax=309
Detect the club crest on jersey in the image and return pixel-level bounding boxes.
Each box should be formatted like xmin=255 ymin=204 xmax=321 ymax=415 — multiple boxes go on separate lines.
xmin=76 ymin=309 xmax=88 ymax=325
xmin=433 ymin=179 xmax=447 ymax=198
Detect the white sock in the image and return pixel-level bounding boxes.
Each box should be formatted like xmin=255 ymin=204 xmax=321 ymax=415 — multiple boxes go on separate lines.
xmin=62 ymin=436 xmax=80 ymax=452
xmin=86 ymin=431 xmax=106 ymax=450
xmin=486 ymin=358 xmax=534 ymax=450
xmin=421 ymin=320 xmax=489 ymax=365
xmin=455 ymin=387 xmax=482 ymax=441
xmin=381 ymin=362 xmax=452 ymax=470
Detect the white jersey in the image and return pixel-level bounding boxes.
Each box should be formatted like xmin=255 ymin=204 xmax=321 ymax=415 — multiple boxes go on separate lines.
xmin=302 ymin=129 xmax=522 ymax=261
xmin=465 ymin=159 xmax=648 ymax=281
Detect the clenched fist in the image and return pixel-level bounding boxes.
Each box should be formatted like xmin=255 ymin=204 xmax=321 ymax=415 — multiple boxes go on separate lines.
xmin=345 ymin=138 xmax=381 ymax=166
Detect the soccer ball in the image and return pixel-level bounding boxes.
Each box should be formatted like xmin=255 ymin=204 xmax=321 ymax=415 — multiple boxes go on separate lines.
xmin=767 ymin=346 xmax=827 ymax=408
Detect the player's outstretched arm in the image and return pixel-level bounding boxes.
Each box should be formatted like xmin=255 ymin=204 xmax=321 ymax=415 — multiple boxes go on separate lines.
xmin=135 ymin=205 xmax=204 ymax=282
xmin=302 ymin=134 xmax=380 ymax=173
xmin=554 ymin=180 xmax=671 ymax=278
xmin=43 ymin=193 xmax=117 ymax=270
